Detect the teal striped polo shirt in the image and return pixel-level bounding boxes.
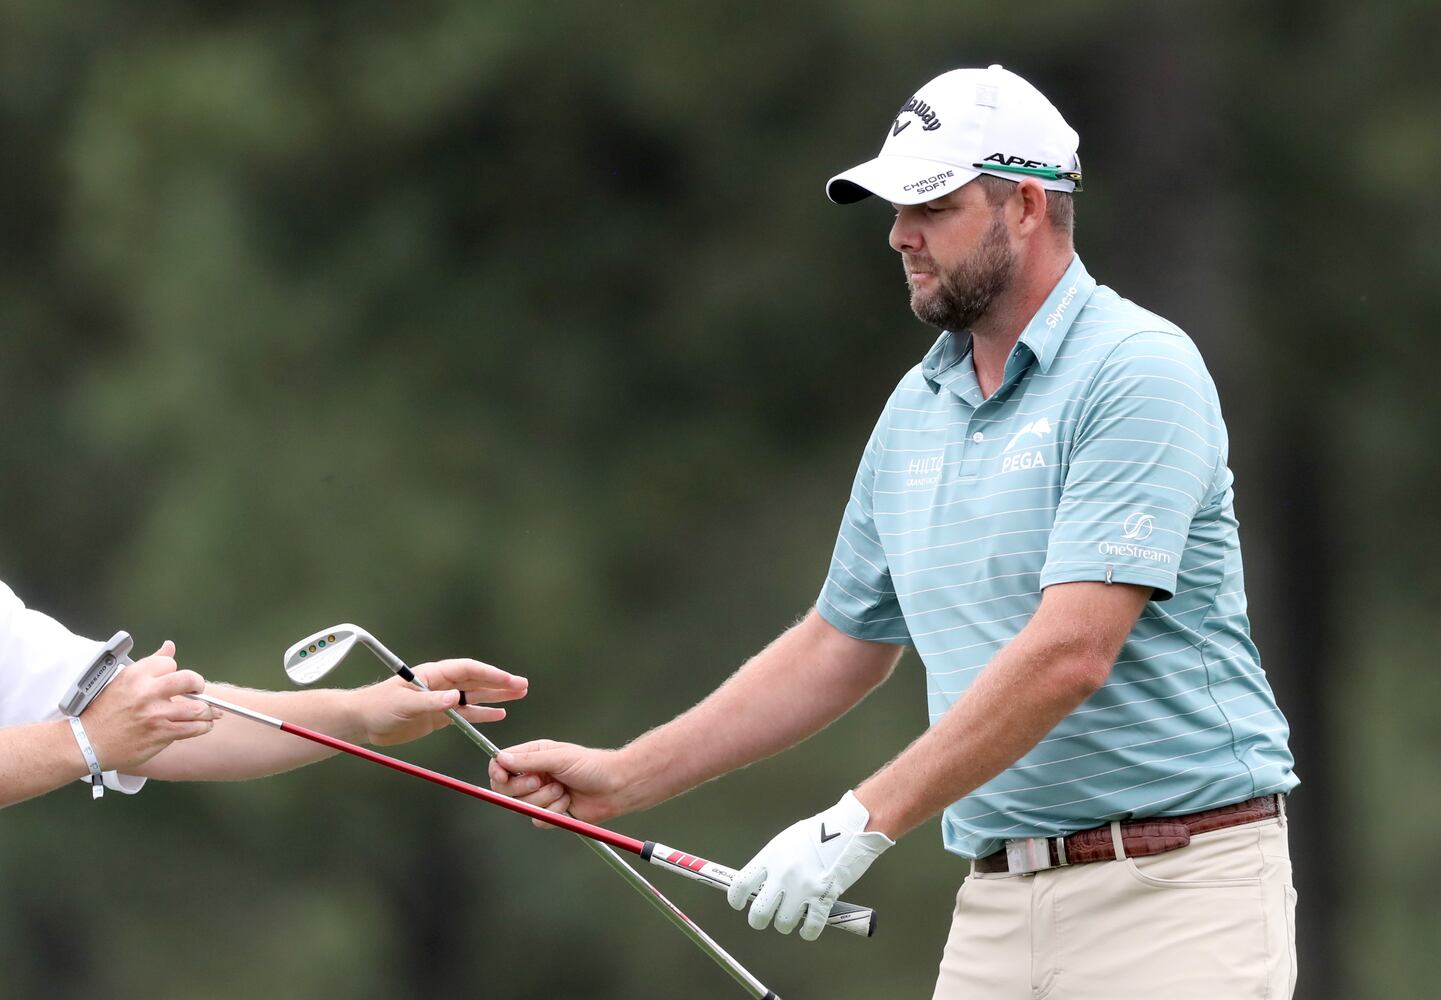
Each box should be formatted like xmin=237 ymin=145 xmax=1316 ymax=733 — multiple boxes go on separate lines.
xmin=817 ymin=255 xmax=1297 ymax=860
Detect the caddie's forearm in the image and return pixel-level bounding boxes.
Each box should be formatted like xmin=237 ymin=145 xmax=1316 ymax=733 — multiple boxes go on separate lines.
xmin=0 ymin=719 xmax=92 ymax=807
xmin=621 ymin=609 xmax=901 ymax=810
xmin=137 ymin=685 xmax=348 ymax=780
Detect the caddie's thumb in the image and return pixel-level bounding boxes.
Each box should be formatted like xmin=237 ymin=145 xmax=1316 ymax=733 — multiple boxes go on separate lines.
xmin=500 ymin=747 xmax=577 ymax=779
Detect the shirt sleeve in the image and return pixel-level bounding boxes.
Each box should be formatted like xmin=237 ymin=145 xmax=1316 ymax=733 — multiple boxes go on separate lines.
xmin=0 ymin=579 xmax=148 ymax=795
xmin=816 ymin=408 xmax=912 ymax=644
xmin=1040 ymin=331 xmax=1227 ymax=601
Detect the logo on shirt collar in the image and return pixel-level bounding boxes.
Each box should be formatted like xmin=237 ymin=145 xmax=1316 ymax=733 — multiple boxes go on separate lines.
xmin=1045 ymin=285 xmax=1079 ymax=329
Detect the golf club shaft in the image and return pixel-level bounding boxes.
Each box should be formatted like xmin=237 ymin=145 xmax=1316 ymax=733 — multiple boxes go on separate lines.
xmin=191 ymin=694 xmax=644 ymax=846
xmin=287 ymin=631 xmax=798 ymax=996
xmin=430 ymin=712 xmax=882 ymax=937
xmin=192 ymin=693 xmax=782 ymax=999
xmin=430 ymin=708 xmax=793 ymax=999
xmin=401 ymin=667 xmax=874 ymax=937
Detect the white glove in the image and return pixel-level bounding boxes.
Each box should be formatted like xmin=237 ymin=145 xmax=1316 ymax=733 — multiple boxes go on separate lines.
xmin=727 ymin=790 xmax=894 ymax=940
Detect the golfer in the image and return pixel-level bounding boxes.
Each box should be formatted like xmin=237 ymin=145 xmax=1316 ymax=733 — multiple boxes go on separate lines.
xmin=491 ymin=65 xmax=1297 ymax=998
xmin=0 ymin=576 xmax=527 ymax=807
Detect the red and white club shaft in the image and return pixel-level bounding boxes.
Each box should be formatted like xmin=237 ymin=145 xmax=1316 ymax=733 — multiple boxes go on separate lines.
xmin=191 ymin=693 xmax=876 ymax=938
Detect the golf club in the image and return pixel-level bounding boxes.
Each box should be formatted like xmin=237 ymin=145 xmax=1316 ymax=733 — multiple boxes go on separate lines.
xmin=191 ymin=692 xmax=791 ymax=995
xmin=283 ymin=624 xmax=877 ymax=939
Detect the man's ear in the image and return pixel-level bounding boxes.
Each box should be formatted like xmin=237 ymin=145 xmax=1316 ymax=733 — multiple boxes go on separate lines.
xmin=1012 ymin=178 xmax=1049 ymax=237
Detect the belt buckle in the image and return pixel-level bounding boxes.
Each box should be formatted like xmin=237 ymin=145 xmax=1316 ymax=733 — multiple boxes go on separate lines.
xmin=1004 ymin=836 xmax=1054 ymax=874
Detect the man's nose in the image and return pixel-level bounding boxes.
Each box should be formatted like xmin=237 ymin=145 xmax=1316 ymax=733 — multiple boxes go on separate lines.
xmin=889 ymin=210 xmax=922 ymax=254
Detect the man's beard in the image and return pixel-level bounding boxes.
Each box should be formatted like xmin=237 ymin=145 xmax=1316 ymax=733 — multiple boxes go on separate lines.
xmin=908 ymin=212 xmax=1016 ymax=332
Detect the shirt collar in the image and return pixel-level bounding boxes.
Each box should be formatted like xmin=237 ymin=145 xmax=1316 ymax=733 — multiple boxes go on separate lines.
xmin=920 ymin=328 xmax=970 ymax=390
xmin=1016 ymin=255 xmax=1095 ymax=373
xmin=920 ymin=255 xmax=1096 ymax=391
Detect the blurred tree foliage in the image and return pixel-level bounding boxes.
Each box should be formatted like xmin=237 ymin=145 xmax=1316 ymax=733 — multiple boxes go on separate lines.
xmin=1 ymin=2 xmax=1438 ymax=998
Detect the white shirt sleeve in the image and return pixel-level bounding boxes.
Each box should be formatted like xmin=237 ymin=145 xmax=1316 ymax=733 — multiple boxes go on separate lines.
xmin=0 ymin=578 xmax=148 ymax=795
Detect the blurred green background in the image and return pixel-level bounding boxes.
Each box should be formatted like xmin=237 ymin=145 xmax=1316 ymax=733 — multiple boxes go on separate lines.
xmin=2 ymin=2 xmax=1437 ymax=997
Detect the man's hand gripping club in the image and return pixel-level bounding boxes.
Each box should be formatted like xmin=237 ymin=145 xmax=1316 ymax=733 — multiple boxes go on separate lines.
xmin=728 ymin=790 xmax=893 ymax=941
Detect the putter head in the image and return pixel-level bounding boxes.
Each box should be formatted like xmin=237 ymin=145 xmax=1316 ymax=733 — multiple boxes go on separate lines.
xmin=284 ymin=624 xmax=366 ymax=684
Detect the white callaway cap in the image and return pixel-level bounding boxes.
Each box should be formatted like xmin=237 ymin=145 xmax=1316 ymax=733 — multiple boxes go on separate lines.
xmin=827 ymin=64 xmax=1082 ymax=205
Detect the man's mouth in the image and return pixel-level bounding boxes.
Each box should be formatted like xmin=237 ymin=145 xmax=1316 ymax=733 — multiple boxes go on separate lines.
xmin=905 ymin=258 xmax=936 ymax=283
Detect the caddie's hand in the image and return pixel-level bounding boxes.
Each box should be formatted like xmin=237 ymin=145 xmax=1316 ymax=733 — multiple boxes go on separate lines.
xmin=727 ymin=790 xmax=894 ymax=941
xmin=490 ymin=740 xmax=631 ymax=826
xmin=354 ymin=658 xmax=528 ymax=746
xmin=83 ymin=641 xmax=220 ymax=773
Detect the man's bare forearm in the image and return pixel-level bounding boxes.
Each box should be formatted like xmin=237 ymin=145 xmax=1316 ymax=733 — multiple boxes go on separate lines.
xmin=0 ymin=719 xmax=90 ymax=807
xmin=617 ymin=609 xmax=903 ymax=811
xmin=135 ymin=686 xmax=355 ymax=780
xmin=856 ymin=582 xmax=1151 ymax=840
xmin=131 ymin=658 xmax=516 ymax=782
xmin=855 ymin=625 xmax=1104 ymax=839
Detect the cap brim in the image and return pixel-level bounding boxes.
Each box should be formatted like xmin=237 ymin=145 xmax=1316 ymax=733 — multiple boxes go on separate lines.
xmin=826 ymin=155 xmax=982 ymax=205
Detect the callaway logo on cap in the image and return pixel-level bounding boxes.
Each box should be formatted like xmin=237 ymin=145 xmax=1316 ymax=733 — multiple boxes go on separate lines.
xmin=827 ymin=64 xmax=1082 ymax=205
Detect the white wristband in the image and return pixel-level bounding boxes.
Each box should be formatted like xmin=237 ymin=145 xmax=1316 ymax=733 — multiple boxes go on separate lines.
xmin=67 ymin=715 xmax=105 ymax=800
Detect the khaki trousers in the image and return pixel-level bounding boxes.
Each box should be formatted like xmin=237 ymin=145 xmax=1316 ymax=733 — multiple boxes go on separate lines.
xmin=931 ymin=813 xmax=1297 ymax=999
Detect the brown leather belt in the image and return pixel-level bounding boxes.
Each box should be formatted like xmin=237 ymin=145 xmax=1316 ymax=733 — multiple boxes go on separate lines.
xmin=973 ymin=794 xmax=1282 ymax=875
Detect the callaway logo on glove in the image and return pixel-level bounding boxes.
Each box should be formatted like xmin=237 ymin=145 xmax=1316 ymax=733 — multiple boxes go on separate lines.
xmin=727 ymin=790 xmax=894 ymax=940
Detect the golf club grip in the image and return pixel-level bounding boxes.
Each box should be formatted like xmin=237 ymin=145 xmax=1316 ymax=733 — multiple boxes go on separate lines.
xmin=642 ymin=842 xmax=877 ymax=938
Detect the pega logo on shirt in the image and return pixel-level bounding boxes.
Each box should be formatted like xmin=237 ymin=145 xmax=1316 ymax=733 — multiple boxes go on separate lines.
xmin=1001 ymin=450 xmax=1047 ymax=474
xmin=892 ymin=96 xmax=943 ymax=136
xmin=999 ymin=415 xmax=1055 ymax=474
xmin=1003 ymin=416 xmax=1053 ymax=453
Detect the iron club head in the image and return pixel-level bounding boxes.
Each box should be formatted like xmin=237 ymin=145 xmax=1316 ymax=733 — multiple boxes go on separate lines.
xmin=282 ymin=622 xmax=499 ymax=756
xmin=283 ymin=624 xmax=365 ymax=684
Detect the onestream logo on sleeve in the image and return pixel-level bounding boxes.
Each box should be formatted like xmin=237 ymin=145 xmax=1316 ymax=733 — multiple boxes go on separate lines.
xmin=1098 ymin=510 xmax=1171 ymax=564
xmin=1121 ymin=512 xmax=1154 ymax=540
